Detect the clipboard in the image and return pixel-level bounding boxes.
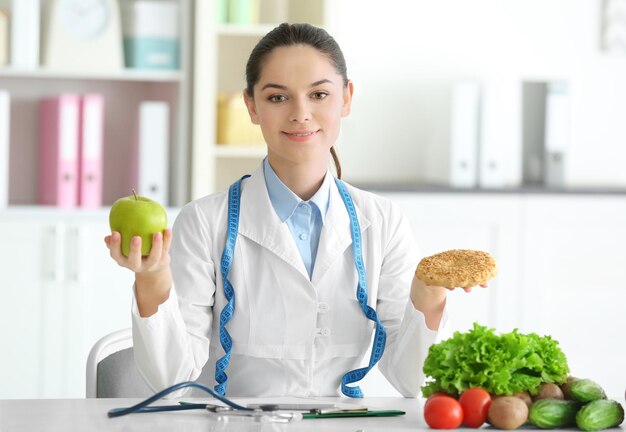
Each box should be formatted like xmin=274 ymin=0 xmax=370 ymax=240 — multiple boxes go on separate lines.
xmin=179 ymin=400 xmax=406 ymax=420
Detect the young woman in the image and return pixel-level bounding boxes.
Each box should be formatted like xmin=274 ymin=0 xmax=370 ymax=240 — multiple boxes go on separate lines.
xmin=105 ymin=23 xmax=483 ymax=398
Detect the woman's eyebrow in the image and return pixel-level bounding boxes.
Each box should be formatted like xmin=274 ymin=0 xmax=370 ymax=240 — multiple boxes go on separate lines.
xmin=260 ymin=79 xmax=334 ymax=92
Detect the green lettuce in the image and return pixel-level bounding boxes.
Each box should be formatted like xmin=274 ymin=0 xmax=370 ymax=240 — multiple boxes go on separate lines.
xmin=421 ymin=323 xmax=569 ymax=397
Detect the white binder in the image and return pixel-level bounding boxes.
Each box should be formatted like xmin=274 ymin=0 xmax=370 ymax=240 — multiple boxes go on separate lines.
xmin=479 ymin=78 xmax=522 ymax=189
xmin=0 ymin=90 xmax=9 ymax=208
xmin=419 ymin=80 xmax=481 ymax=188
xmin=449 ymin=81 xmax=481 ymax=188
xmin=10 ymin=0 xmax=40 ymax=69
xmin=134 ymin=101 xmax=169 ymax=205
xmin=544 ymin=82 xmax=570 ymax=188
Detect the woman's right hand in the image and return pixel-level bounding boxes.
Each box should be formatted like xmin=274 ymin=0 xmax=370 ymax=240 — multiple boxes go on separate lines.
xmin=104 ymin=229 xmax=172 ymax=275
xmin=105 ymin=229 xmax=174 ymax=317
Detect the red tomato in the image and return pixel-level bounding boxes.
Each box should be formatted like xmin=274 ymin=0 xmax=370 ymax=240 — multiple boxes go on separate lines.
xmin=424 ymin=392 xmax=456 ymax=413
xmin=424 ymin=396 xmax=464 ymax=429
xmin=458 ymin=387 xmax=492 ymax=428
xmin=424 ymin=392 xmax=455 ymax=407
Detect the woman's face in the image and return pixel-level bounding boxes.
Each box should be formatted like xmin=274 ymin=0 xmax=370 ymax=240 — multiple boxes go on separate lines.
xmin=244 ymin=44 xmax=353 ymax=171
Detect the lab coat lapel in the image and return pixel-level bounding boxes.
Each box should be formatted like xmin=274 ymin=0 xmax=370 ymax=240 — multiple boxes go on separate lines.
xmin=311 ymin=180 xmax=371 ymax=286
xmin=237 ymin=166 xmax=309 ymax=280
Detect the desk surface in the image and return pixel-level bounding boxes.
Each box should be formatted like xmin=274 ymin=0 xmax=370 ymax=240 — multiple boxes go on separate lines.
xmin=3 ymin=396 xmax=623 ymax=432
xmin=0 ymin=396 xmax=423 ymax=432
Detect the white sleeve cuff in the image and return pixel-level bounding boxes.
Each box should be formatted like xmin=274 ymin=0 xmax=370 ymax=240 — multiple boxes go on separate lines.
xmin=404 ymin=299 xmax=450 ymax=340
xmin=380 ymin=300 xmax=450 ymax=397
xmin=131 ymin=283 xmax=179 ymax=330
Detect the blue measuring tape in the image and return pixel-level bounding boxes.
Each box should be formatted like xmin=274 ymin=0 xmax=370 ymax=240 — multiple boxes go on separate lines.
xmin=215 ymin=175 xmax=386 ymax=398
xmin=334 ymin=178 xmax=387 ymax=398
xmin=215 ymin=174 xmax=250 ymax=396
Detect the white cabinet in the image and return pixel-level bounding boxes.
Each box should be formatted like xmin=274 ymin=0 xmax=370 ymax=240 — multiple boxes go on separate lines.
xmin=519 ymin=196 xmax=626 ymax=398
xmin=379 ymin=191 xmax=626 ymax=398
xmin=358 ymin=192 xmax=524 ymax=397
xmin=0 ymin=210 xmax=134 ymax=398
xmin=387 ymin=193 xmax=524 ymax=334
xmin=2 ymin=193 xmax=624 ymax=398
xmin=0 ymin=219 xmax=57 ymax=398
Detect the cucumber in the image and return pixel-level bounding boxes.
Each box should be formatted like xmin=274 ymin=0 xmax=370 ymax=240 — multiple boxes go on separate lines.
xmin=569 ymin=379 xmax=607 ymax=402
xmin=576 ymin=399 xmax=625 ymax=431
xmin=528 ymin=398 xmax=580 ymax=429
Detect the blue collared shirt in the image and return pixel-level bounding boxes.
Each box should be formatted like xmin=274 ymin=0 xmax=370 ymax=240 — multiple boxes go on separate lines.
xmin=263 ymin=158 xmax=330 ymax=279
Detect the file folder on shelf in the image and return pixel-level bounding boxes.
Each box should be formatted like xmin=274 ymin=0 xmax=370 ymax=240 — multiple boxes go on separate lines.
xmin=417 ymin=79 xmax=480 ymax=188
xmin=449 ymin=81 xmax=480 ymax=188
xmin=38 ymin=94 xmax=80 ymax=207
xmin=521 ymin=82 xmax=548 ymax=186
xmin=544 ymin=82 xmax=569 ymax=188
xmin=521 ymin=80 xmax=570 ymax=188
xmin=479 ymin=79 xmax=522 ymax=188
xmin=78 ymin=94 xmax=104 ymax=208
xmin=133 ymin=101 xmax=169 ymax=205
xmin=0 ymin=90 xmax=9 ymax=208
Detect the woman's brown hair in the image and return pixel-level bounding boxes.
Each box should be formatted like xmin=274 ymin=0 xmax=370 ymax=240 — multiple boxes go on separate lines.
xmin=245 ymin=23 xmax=347 ymax=178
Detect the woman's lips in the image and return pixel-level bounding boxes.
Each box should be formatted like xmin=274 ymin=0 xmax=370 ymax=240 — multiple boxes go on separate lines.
xmin=283 ymin=130 xmax=319 ymax=142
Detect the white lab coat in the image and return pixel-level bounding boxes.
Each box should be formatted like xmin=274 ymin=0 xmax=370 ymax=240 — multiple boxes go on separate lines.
xmin=132 ymin=166 xmax=446 ymax=397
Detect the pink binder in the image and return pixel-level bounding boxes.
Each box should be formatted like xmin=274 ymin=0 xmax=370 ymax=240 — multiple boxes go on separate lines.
xmin=78 ymin=94 xmax=104 ymax=208
xmin=39 ymin=95 xmax=80 ymax=207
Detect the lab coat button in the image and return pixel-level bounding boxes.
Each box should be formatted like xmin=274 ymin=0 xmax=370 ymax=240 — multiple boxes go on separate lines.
xmin=317 ymin=302 xmax=330 ymax=313
xmin=317 ymin=327 xmax=331 ymax=337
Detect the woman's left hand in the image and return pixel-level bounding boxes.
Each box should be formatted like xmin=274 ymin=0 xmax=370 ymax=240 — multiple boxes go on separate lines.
xmin=446 ymin=284 xmax=489 ymax=293
xmin=411 ymin=278 xmax=490 ymax=330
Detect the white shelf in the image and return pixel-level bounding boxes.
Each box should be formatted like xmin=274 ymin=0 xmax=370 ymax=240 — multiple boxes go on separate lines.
xmin=0 ymin=68 xmax=184 ymax=82
xmin=214 ymin=145 xmax=267 ymax=158
xmin=0 ymin=206 xmax=181 ymax=221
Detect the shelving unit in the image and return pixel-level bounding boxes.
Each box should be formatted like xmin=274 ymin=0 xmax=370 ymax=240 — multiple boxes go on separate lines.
xmin=0 ymin=0 xmax=191 ymax=208
xmin=0 ymin=0 xmax=190 ymax=399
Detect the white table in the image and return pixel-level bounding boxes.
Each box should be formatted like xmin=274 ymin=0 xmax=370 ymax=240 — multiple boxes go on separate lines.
xmin=1 ymin=396 xmax=624 ymax=432
xmin=0 ymin=397 xmax=423 ymax=432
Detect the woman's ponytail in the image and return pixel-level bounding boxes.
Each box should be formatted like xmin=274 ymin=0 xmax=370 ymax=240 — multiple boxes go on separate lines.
xmin=330 ymin=146 xmax=342 ymax=179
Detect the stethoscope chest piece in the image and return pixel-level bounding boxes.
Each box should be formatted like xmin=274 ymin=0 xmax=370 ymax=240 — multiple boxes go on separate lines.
xmin=205 ymin=404 xmax=302 ymax=423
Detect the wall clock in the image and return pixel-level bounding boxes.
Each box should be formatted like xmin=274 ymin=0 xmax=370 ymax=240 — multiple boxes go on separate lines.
xmin=43 ymin=0 xmax=123 ymax=72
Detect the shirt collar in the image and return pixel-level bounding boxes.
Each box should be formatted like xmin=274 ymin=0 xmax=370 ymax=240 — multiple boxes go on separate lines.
xmin=263 ymin=158 xmax=331 ymax=223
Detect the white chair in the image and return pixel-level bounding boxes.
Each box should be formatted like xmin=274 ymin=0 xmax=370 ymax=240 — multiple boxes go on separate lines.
xmin=86 ymin=328 xmax=153 ymax=398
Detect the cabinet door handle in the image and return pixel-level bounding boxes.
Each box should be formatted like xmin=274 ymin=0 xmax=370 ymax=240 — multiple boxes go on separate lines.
xmin=44 ymin=226 xmax=65 ymax=283
xmin=68 ymin=226 xmax=86 ymax=284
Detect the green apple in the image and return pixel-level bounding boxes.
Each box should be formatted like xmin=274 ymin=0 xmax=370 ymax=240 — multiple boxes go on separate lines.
xmin=109 ymin=191 xmax=167 ymax=257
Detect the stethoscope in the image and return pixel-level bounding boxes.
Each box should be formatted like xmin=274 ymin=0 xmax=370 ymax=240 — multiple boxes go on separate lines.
xmin=108 ymin=381 xmax=300 ymax=423
xmin=109 ymin=175 xmax=387 ymax=418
